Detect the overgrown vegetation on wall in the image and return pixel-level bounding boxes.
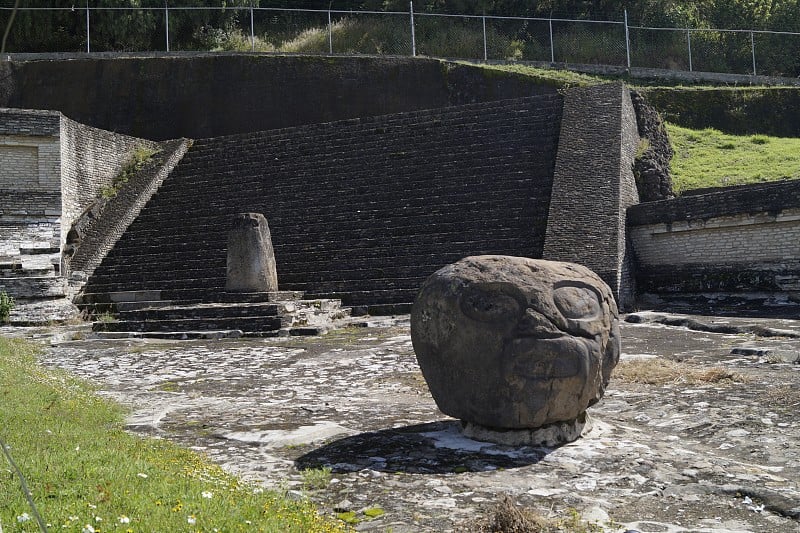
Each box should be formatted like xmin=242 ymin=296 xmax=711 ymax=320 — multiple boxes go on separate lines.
xmin=0 ymin=290 xmax=13 ymax=322
xmin=100 ymin=145 xmax=158 ymax=199
xmin=641 ymin=87 xmax=800 ymax=137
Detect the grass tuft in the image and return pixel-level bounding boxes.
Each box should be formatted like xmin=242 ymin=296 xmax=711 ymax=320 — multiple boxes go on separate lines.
xmin=0 ymin=337 xmax=350 ymax=532
xmin=474 ymin=495 xmax=606 ymax=532
xmin=614 ymin=358 xmax=748 ymax=385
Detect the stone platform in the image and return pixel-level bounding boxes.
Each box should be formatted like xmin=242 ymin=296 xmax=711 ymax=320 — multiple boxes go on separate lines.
xmin=81 ymin=290 xmax=349 ymax=337
xmin=8 ymin=313 xmax=800 ymax=532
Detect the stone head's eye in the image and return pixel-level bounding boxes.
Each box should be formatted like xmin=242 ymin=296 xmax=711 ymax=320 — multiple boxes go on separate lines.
xmin=553 ymin=285 xmax=601 ymax=320
xmin=460 ymin=285 xmax=522 ymax=324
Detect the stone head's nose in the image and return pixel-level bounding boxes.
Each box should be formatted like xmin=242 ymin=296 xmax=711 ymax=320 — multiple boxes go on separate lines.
xmin=515 ymin=308 xmax=562 ymax=338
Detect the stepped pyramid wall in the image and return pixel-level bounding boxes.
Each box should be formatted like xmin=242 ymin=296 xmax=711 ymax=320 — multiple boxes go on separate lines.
xmin=83 ymin=94 xmax=565 ymax=311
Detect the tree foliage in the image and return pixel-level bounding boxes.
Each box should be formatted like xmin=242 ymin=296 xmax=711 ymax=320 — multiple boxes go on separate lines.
xmin=2 ymin=0 xmax=800 ymax=61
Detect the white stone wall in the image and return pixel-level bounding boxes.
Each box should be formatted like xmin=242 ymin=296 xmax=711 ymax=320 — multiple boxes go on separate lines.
xmin=630 ymin=207 xmax=800 ymax=266
xmin=0 ymin=134 xmax=61 ymax=199
xmin=60 ymin=116 xmax=158 ymax=247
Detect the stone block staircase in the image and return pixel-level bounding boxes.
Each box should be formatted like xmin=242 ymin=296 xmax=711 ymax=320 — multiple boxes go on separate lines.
xmin=78 ymin=94 xmax=564 ymax=336
xmin=0 ymin=221 xmax=65 ymax=301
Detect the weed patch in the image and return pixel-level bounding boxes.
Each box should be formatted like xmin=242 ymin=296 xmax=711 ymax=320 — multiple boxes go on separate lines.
xmin=0 ymin=290 xmax=13 ymax=322
xmin=615 ymin=358 xmax=748 ymax=385
xmin=474 ymin=495 xmax=606 ymax=532
xmin=100 ymin=146 xmax=159 ymax=199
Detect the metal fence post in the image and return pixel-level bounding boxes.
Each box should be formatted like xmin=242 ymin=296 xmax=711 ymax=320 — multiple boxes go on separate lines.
xmin=410 ymin=1 xmax=416 ymax=56
xmin=549 ymin=17 xmax=554 ymax=63
xmin=165 ymin=2 xmax=170 ymax=52
xmin=85 ymin=1 xmax=90 ymax=53
xmin=482 ymin=15 xmax=487 ymax=61
xmin=328 ymin=10 xmax=333 ymax=53
xmin=250 ymin=5 xmax=255 ymax=51
xmin=624 ymin=9 xmax=631 ymax=68
xmin=751 ymin=31 xmax=757 ymax=75
xmin=686 ymin=28 xmax=692 ymax=71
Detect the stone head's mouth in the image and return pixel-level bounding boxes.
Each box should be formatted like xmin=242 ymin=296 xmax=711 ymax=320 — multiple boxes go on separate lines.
xmin=505 ymin=336 xmax=583 ymax=380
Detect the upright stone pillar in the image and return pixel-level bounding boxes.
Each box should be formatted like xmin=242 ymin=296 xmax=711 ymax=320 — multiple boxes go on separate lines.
xmin=226 ymin=213 xmax=278 ymax=292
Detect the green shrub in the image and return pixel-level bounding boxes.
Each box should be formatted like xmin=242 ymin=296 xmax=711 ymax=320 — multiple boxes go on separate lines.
xmin=0 ymin=291 xmax=13 ymax=322
xmin=101 ymin=145 xmax=159 ymax=199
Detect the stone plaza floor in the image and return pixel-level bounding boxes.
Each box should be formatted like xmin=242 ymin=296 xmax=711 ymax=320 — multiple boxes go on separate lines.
xmin=4 ymin=313 xmax=800 ymax=532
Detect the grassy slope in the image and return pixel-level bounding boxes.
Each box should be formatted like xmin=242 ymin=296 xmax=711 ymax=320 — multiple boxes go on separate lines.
xmin=0 ymin=337 xmax=348 ymax=533
xmin=667 ymin=123 xmax=800 ymax=193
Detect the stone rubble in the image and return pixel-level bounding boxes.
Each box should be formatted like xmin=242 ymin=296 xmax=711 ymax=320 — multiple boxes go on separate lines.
xmin=4 ymin=313 xmax=798 ymax=532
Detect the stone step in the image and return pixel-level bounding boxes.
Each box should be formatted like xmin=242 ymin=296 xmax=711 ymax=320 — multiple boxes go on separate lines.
xmin=102 ymin=229 xmax=535 ymax=259
xmin=18 ymin=243 xmax=60 ymax=255
xmin=94 ymin=315 xmax=285 ymax=333
xmin=160 ymin=165 xmax=555 ymax=197
xmin=116 ymin=299 xmax=340 ymax=322
xmin=92 ymin=296 xmax=349 ymax=335
xmin=212 ymin=290 xmax=305 ymax=303
xmin=0 ymin=276 xmax=67 ymax=298
xmin=75 ymin=290 xmax=164 ymax=305
xmin=139 ymin=182 xmax=548 ymax=213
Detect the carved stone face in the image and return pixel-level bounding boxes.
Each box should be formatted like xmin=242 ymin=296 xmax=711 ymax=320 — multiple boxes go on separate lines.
xmin=411 ymin=256 xmax=620 ymax=429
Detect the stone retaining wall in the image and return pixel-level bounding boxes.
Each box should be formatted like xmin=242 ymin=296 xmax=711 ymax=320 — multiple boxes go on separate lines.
xmin=0 ymin=55 xmax=557 ymax=141
xmin=60 ymin=116 xmax=160 ymax=245
xmin=628 ymin=180 xmax=800 ymax=310
xmin=0 ymin=108 xmax=162 ymax=301
xmin=68 ymin=138 xmax=191 ymax=284
xmin=543 ymin=82 xmax=641 ymax=310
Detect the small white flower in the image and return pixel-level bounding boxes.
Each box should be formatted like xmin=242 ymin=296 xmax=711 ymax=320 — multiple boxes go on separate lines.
xmin=252 ymin=487 xmax=264 ymax=494
xmin=245 ymin=520 xmax=252 ymax=525
xmin=201 ymin=491 xmax=213 ymax=499
xmin=187 ymin=515 xmax=197 ymax=525
xmin=119 ymin=516 xmax=131 ymax=524
xmin=68 ymin=516 xmax=79 ymax=522
xmin=94 ymin=516 xmax=102 ymax=522
xmin=17 ymin=513 xmax=31 ymax=522
xmin=87 ymin=504 xmax=96 ymax=509
xmin=137 ymin=472 xmax=148 ymax=478
xmin=75 ymin=446 xmax=80 ymax=452
xmin=82 ymin=525 xmax=95 ymax=533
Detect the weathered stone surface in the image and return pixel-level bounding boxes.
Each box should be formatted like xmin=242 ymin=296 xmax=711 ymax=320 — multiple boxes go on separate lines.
xmin=630 ymin=89 xmax=675 ymax=202
xmin=411 ymin=256 xmax=620 ymax=430
xmin=19 ymin=313 xmax=800 ymax=532
xmin=225 ymin=213 xmax=278 ymax=293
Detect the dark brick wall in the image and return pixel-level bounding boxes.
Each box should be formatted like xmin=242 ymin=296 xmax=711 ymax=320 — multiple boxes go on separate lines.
xmin=542 ymin=83 xmax=640 ymax=310
xmin=84 ymin=94 xmax=564 ymax=309
xmin=628 ymin=179 xmax=800 ymax=226
xmin=0 ymin=108 xmax=60 ymax=136
xmin=1 ymin=55 xmax=557 ymax=141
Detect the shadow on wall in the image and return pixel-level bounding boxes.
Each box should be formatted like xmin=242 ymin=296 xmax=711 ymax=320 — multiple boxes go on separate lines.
xmin=0 ymin=55 xmax=558 ymax=140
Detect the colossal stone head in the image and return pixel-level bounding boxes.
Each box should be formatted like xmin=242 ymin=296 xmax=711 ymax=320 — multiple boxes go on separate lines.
xmin=411 ymin=256 xmax=620 ymax=430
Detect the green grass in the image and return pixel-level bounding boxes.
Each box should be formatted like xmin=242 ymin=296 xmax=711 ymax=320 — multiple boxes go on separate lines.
xmin=0 ymin=337 xmax=350 ymax=533
xmin=465 ymin=62 xmax=604 ymax=88
xmin=667 ymin=123 xmax=800 ymax=194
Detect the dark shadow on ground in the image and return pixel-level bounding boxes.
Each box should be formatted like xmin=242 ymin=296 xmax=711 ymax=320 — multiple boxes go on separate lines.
xmin=295 ymin=420 xmax=556 ymax=474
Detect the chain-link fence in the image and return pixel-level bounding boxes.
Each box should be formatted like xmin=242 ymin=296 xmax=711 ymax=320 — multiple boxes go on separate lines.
xmin=2 ymin=4 xmax=800 ymax=77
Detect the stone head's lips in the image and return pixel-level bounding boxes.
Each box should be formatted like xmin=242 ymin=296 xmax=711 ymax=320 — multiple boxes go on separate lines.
xmin=506 ymin=336 xmax=586 ymax=380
